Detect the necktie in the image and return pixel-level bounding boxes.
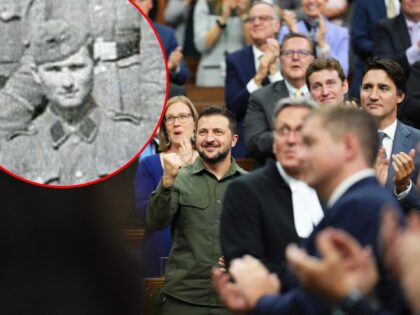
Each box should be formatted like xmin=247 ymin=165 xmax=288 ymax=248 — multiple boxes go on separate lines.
xmin=378 ymin=131 xmax=387 ymax=157
xmin=387 ymin=0 xmax=397 ymax=18
xmin=294 ymin=89 xmax=303 ymax=98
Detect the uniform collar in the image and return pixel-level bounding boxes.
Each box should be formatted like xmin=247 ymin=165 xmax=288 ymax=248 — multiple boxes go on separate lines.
xmin=48 ymin=98 xmax=100 ymax=148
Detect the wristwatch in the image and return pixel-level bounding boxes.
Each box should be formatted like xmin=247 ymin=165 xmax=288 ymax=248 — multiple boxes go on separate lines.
xmin=338 ymin=289 xmax=364 ymax=312
xmin=216 ymin=19 xmax=227 ymax=29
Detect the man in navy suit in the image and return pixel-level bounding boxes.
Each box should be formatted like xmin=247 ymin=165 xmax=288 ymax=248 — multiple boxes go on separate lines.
xmin=360 ymin=57 xmax=420 ymax=210
xmin=134 ymin=0 xmax=189 ymax=91
xmin=213 ymin=106 xmax=408 ymax=315
xmin=225 ymin=1 xmax=282 ymax=158
xmin=373 ymin=0 xmax=420 ymax=128
xmin=350 ymin=0 xmax=395 ymax=98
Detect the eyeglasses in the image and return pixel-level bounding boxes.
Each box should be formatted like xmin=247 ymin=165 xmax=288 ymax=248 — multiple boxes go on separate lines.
xmin=274 ymin=126 xmax=302 ymax=138
xmin=280 ymin=49 xmax=313 ymax=58
xmin=165 ymin=113 xmax=192 ymax=125
xmin=247 ymin=15 xmax=275 ymax=23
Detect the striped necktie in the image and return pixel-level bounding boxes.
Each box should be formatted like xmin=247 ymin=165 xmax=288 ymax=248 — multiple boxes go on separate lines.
xmin=294 ymin=89 xmax=303 ymax=98
xmin=378 ymin=131 xmax=387 ymax=157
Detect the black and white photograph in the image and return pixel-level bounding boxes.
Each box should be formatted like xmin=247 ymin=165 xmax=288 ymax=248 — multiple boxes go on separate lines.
xmin=0 ymin=0 xmax=167 ymax=186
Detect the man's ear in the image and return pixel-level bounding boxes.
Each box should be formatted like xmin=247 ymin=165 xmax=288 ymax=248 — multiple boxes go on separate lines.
xmin=231 ymin=134 xmax=239 ymax=148
xmin=396 ymin=91 xmax=405 ymax=105
xmin=342 ymin=79 xmax=349 ymax=95
xmin=30 ymin=61 xmax=41 ymax=85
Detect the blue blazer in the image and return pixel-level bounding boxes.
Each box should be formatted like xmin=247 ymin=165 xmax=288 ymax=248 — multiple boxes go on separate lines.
xmin=135 ymin=154 xmax=172 ymax=277
xmin=387 ymin=121 xmax=420 ymax=210
xmin=225 ymin=46 xmax=257 ymax=158
xmin=153 ymin=22 xmax=189 ymax=85
xmin=350 ymin=0 xmax=387 ymax=97
xmin=278 ymin=18 xmax=349 ymax=75
xmin=254 ymin=176 xmax=408 ymax=315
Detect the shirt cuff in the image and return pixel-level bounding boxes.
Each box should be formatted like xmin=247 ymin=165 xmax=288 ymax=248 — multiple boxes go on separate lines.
xmin=395 ymin=179 xmax=412 ymax=200
xmin=406 ymin=45 xmax=420 ymax=65
xmin=269 ymin=71 xmax=283 ymax=83
xmin=170 ymin=64 xmax=181 ymax=74
xmin=247 ymin=78 xmax=260 ymax=94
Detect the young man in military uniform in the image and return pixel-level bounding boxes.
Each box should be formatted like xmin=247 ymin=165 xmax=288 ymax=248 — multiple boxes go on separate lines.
xmin=147 ymin=107 xmax=247 ymax=315
xmin=0 ymin=0 xmax=165 ymax=139
xmin=1 ymin=19 xmax=145 ymax=186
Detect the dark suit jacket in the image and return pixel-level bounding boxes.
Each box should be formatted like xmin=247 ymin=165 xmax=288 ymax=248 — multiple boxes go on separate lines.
xmin=220 ymin=160 xmax=302 ymax=284
xmin=372 ymin=16 xmax=420 ymax=128
xmin=244 ymin=80 xmax=290 ymax=166
xmin=153 ymin=22 xmax=189 ymax=85
xmin=387 ymin=121 xmax=420 ymax=210
xmin=255 ymin=176 xmax=408 ymax=315
xmin=225 ymin=46 xmax=271 ymax=158
xmin=349 ymin=0 xmax=387 ymax=97
xmin=373 ymin=13 xmax=412 ymax=74
xmin=225 ymin=46 xmax=256 ymax=158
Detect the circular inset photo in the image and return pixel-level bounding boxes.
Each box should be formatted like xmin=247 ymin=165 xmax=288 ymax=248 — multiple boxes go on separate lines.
xmin=0 ymin=2 xmax=167 ymax=187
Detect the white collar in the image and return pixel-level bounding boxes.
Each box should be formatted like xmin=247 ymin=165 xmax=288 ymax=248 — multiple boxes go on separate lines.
xmin=252 ymin=45 xmax=264 ymax=60
xmin=380 ymin=119 xmax=397 ymax=141
xmin=276 ymin=161 xmax=303 ymax=186
xmin=405 ymin=16 xmax=420 ymax=29
xmin=284 ymin=79 xmax=309 ymax=97
xmin=327 ymin=169 xmax=376 ymax=208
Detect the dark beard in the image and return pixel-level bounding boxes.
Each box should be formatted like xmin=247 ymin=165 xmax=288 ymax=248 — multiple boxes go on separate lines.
xmin=198 ymin=146 xmax=231 ymax=165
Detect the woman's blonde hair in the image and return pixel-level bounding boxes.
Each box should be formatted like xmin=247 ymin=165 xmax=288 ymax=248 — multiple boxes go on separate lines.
xmin=158 ymin=96 xmax=199 ymax=152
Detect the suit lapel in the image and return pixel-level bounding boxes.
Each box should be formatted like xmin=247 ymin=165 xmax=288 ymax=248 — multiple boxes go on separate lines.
xmin=240 ymin=46 xmax=256 ymax=85
xmin=387 ymin=121 xmax=413 ymax=189
xmin=395 ymin=14 xmax=411 ymax=52
xmin=266 ymin=81 xmax=290 ymax=130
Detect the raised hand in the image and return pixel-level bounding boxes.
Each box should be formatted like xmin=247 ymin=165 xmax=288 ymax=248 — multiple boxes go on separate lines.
xmin=316 ymin=14 xmax=328 ymax=55
xmin=178 ymin=138 xmax=195 ymax=166
xmin=375 ymin=147 xmax=390 ymax=186
xmin=381 ymin=207 xmax=420 ymax=313
xmin=286 ymin=228 xmax=378 ymax=302
xmin=162 ymin=152 xmax=183 ymax=188
xmin=281 ymin=9 xmax=297 ymax=33
xmin=392 ymin=149 xmax=415 ymax=193
xmin=229 ymin=255 xmax=280 ymax=307
xmin=212 ymin=268 xmax=252 ymax=312
xmin=168 ymin=46 xmax=183 ymax=72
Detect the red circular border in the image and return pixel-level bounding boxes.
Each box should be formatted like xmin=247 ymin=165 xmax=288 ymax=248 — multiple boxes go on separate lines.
xmin=0 ymin=0 xmax=169 ymax=189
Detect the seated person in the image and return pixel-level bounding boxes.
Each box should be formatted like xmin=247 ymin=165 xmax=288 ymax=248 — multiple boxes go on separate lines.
xmin=278 ymin=0 xmax=349 ymax=75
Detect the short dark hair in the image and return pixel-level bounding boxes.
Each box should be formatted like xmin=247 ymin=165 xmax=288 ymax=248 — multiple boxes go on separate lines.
xmin=197 ymin=106 xmax=237 ymax=135
xmin=362 ymin=57 xmax=406 ymax=94
xmin=306 ymin=58 xmax=346 ymax=88
xmin=307 ymin=107 xmax=379 ymax=166
xmin=281 ymin=32 xmax=315 ymax=56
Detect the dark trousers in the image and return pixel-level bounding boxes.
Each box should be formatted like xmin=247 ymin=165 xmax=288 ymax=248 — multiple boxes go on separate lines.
xmin=160 ymin=295 xmax=235 ymax=315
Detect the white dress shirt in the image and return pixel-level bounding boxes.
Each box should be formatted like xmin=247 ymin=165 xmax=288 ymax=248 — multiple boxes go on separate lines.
xmin=284 ymin=79 xmax=309 ymax=98
xmin=379 ymin=119 xmax=397 ymax=158
xmin=405 ymin=17 xmax=420 ymax=65
xmin=246 ymin=45 xmax=283 ymax=93
xmin=276 ymin=161 xmax=324 ymax=238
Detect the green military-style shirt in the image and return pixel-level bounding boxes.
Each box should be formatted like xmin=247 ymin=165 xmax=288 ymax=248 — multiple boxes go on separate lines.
xmin=147 ymin=157 xmax=247 ymax=306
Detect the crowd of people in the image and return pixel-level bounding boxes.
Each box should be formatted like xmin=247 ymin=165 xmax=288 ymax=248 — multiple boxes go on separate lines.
xmin=137 ymin=0 xmax=420 ymax=314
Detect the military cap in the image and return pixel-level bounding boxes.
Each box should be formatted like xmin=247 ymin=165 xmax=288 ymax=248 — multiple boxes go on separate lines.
xmin=30 ymin=19 xmax=90 ymax=65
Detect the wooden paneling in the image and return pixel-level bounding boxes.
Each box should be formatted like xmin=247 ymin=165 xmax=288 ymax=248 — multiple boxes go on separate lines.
xmin=186 ymin=85 xmax=225 ymax=113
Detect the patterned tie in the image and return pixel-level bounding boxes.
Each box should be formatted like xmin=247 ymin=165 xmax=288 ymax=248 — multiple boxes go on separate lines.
xmin=294 ymin=89 xmax=303 ymax=98
xmin=378 ymin=131 xmax=387 ymax=158
xmin=387 ymin=0 xmax=397 ymax=18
